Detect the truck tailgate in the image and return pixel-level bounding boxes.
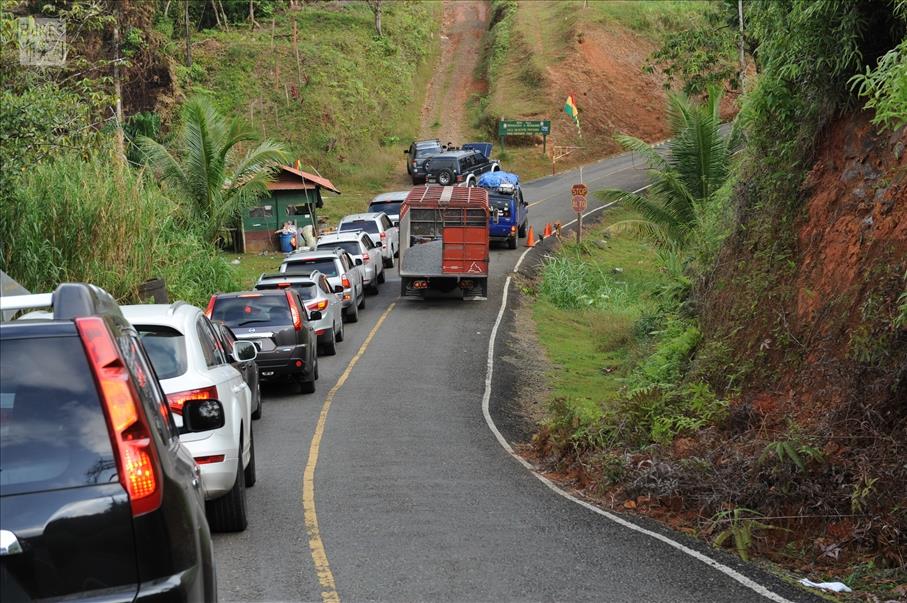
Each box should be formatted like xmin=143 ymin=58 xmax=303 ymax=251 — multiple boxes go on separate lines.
xmin=442 ymin=226 xmax=488 ymax=275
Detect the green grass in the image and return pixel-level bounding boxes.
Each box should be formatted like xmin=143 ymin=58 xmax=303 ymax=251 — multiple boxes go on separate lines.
xmin=223 ymin=252 xmax=286 ymax=290
xmin=0 ymin=149 xmax=238 ymax=307
xmin=189 ymin=2 xmax=441 ymax=197
xmin=587 ymin=0 xmax=712 ymax=37
xmin=532 ymin=209 xmax=667 ymax=422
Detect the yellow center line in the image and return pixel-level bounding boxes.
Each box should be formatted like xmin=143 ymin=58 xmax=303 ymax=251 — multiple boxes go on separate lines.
xmin=302 ymin=302 xmax=397 ymax=603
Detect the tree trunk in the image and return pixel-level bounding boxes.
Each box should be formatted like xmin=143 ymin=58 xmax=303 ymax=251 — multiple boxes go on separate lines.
xmin=738 ymin=0 xmax=746 ymax=85
xmin=184 ymin=0 xmax=192 ymax=66
xmin=112 ymin=3 xmax=125 ymax=162
xmin=375 ymin=7 xmax=382 ymax=37
xmin=249 ymin=0 xmax=259 ymax=29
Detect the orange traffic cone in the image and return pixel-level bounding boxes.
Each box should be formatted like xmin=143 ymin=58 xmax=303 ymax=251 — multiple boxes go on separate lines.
xmin=526 ymin=225 xmax=536 ymax=247
xmin=543 ymin=223 xmax=552 ymax=238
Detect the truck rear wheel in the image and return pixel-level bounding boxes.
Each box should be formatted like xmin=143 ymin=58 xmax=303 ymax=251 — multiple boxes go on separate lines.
xmin=507 ymin=236 xmax=517 ymax=249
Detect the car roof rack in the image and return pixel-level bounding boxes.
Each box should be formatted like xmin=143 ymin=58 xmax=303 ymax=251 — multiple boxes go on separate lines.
xmin=0 ymin=283 xmax=120 ymax=321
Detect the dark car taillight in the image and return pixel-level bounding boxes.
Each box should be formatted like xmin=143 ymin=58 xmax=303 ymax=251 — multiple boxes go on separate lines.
xmin=286 ymin=290 xmax=302 ymax=331
xmin=76 ymin=316 xmax=163 ymax=517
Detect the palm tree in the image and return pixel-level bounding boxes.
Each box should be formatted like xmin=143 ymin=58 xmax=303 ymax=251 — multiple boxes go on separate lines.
xmin=139 ymin=96 xmax=289 ymax=243
xmin=597 ymin=87 xmax=730 ymax=247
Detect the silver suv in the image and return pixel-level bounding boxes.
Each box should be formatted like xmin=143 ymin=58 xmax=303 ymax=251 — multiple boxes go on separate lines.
xmin=337 ymin=212 xmax=400 ymax=268
xmin=280 ymin=249 xmax=364 ymax=323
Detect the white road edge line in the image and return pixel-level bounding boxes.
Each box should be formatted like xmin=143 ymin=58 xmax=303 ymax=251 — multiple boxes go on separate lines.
xmin=485 ymin=185 xmax=794 ymax=603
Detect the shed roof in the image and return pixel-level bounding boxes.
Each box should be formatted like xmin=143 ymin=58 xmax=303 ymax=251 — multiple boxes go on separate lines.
xmin=267 ymin=165 xmax=340 ymax=195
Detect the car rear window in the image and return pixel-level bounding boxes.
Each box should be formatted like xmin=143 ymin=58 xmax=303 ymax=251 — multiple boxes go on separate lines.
xmin=489 ymin=193 xmax=513 ymax=211
xmin=339 ymin=220 xmax=379 ymax=234
xmin=136 ymin=325 xmax=188 ymax=380
xmin=256 ymin=282 xmax=318 ymax=300
xmin=317 ymin=241 xmax=362 ymax=256
xmin=428 ymin=157 xmax=456 ymax=169
xmin=283 ymin=257 xmax=339 ymax=277
xmin=368 ymin=201 xmax=402 ymax=216
xmin=0 ymin=336 xmax=117 ymax=496
xmin=211 ymin=295 xmax=293 ymax=328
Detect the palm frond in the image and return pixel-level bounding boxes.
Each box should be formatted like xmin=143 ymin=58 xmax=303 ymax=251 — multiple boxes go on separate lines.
xmin=614 ymin=133 xmax=668 ymax=171
xmin=137 ymin=135 xmax=191 ymax=200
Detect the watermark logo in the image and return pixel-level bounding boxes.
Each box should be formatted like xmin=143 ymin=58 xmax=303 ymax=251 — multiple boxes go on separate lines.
xmin=18 ymin=17 xmax=66 ymax=67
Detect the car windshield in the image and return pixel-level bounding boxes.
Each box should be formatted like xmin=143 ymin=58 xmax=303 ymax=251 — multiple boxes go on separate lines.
xmin=339 ymin=220 xmax=379 ymax=234
xmin=283 ymin=257 xmax=339 ymax=277
xmin=256 ymin=282 xmax=318 ymax=300
xmin=136 ymin=325 xmax=188 ymax=380
xmin=368 ymin=201 xmax=402 ymax=216
xmin=317 ymin=241 xmax=361 ymax=256
xmin=211 ymin=295 xmax=293 ymax=328
xmin=0 ymin=335 xmax=117 ymax=496
xmin=414 ymin=144 xmax=441 ymax=157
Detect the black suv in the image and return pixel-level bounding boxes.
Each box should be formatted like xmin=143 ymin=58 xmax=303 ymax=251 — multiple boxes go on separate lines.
xmin=404 ymin=139 xmax=444 ymax=184
xmin=0 ymin=283 xmax=219 ymax=601
xmin=206 ymin=289 xmax=319 ymax=393
xmin=424 ymin=148 xmax=499 ymax=186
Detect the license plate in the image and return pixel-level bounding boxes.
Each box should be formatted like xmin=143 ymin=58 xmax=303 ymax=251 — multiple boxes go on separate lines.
xmin=261 ymin=371 xmax=275 ymax=377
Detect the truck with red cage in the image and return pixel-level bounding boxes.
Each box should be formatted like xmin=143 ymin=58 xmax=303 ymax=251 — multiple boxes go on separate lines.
xmin=399 ymin=186 xmax=490 ymax=299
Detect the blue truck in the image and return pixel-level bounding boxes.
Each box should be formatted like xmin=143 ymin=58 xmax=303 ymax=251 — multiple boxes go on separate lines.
xmin=477 ymin=171 xmax=528 ymax=249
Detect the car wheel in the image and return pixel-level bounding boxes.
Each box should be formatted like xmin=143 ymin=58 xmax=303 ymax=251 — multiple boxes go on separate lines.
xmin=345 ymin=299 xmax=359 ymax=323
xmin=518 ymin=222 xmax=527 ymax=238
xmin=335 ymin=319 xmax=344 ymax=342
xmin=206 ymin=446 xmax=248 ymax=533
xmin=384 ymin=254 xmax=395 ymax=269
xmin=377 ymin=268 xmax=386 ymax=284
xmin=358 ymin=290 xmax=366 ymax=308
xmin=300 ymin=375 xmax=316 ymax=394
xmin=251 ymin=383 xmax=262 ymax=420
xmin=244 ymin=427 xmax=257 ymax=487
xmin=321 ymin=326 xmax=337 ymax=356
xmin=508 ymin=235 xmax=517 ymax=249
xmin=437 ymin=169 xmax=453 ymax=185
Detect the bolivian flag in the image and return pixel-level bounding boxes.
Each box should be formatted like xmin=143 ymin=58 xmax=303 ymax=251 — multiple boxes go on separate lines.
xmin=564 ymin=95 xmax=580 ymax=130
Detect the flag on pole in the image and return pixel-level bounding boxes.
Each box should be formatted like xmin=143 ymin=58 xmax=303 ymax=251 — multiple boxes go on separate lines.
xmin=564 ymin=95 xmax=580 ymax=130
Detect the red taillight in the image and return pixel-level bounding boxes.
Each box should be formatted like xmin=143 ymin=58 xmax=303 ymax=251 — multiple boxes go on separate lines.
xmin=195 ymin=455 xmax=225 ymax=465
xmin=362 ymin=252 xmax=370 ymax=262
xmin=204 ymin=295 xmax=216 ymax=318
xmin=412 ymin=160 xmax=417 ymax=168
xmin=276 ymin=282 xmax=292 ymax=288
xmin=341 ymin=275 xmax=351 ymax=288
xmin=307 ymin=299 xmax=329 ymax=312
xmin=380 ymin=231 xmax=387 ymax=240
xmin=413 ymin=280 xmax=429 ymax=289
xmin=166 ymin=385 xmax=218 ymax=416
xmin=76 ymin=317 xmax=162 ymax=517
xmin=286 ymin=290 xmax=302 ymax=331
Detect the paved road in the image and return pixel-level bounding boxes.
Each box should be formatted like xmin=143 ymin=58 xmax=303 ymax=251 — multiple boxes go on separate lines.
xmin=214 ymin=151 xmax=817 ymax=602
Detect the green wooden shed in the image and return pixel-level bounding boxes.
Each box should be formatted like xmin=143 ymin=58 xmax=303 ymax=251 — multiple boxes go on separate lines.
xmin=241 ymin=165 xmax=341 ymax=252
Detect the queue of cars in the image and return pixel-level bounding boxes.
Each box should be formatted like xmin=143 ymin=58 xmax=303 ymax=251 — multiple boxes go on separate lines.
xmin=0 ymin=208 xmax=400 ymax=600
xmin=0 ymin=141 xmax=523 ymax=599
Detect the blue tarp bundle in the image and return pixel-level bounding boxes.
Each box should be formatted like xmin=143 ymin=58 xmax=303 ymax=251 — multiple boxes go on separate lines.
xmin=477 ymin=171 xmax=520 ymax=189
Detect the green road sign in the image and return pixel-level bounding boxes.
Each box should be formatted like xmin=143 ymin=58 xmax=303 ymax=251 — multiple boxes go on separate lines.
xmin=498 ymin=119 xmax=551 ymax=136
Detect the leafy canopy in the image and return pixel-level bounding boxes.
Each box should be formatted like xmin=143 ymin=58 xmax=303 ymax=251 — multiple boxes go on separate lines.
xmin=139 ymin=96 xmax=288 ymax=243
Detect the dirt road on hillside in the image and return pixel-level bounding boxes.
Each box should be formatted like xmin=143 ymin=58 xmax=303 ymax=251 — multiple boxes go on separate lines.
xmin=419 ymin=0 xmax=489 ymax=143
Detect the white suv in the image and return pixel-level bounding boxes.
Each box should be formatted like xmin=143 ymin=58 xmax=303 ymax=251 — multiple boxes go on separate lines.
xmin=316 ymin=231 xmax=384 ymax=293
xmin=337 ymin=212 xmax=399 ymax=268
xmin=121 ymin=303 xmax=256 ymax=533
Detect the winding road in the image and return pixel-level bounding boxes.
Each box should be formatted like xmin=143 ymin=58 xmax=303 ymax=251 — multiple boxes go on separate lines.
xmin=212 ymin=150 xmax=819 ymax=602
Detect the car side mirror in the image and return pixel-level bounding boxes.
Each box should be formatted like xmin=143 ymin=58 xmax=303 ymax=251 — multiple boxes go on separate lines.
xmin=333 ymin=284 xmax=344 ymax=294
xmin=393 ymin=221 xmax=399 ymax=228
xmin=355 ymin=258 xmax=363 ymax=266
xmin=309 ymin=310 xmax=322 ymax=321
xmin=404 ymin=149 xmax=410 ymax=154
xmin=182 ymin=399 xmax=225 ymax=434
xmin=233 ymin=340 xmax=257 ymax=362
